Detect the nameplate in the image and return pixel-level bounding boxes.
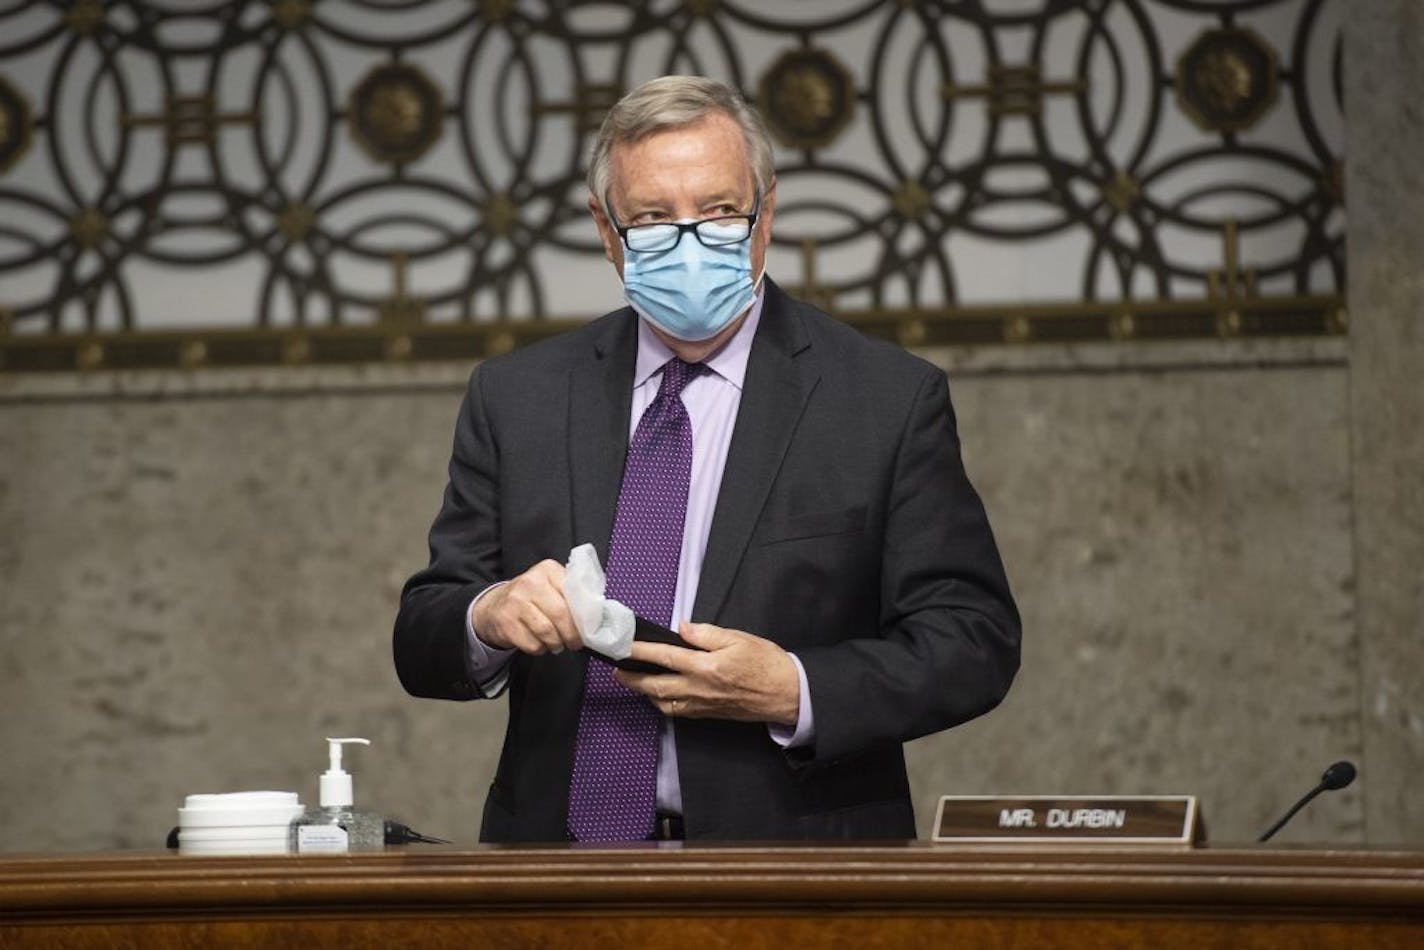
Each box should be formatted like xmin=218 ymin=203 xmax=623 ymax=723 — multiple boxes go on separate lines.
xmin=932 ymin=795 xmax=1201 ymax=845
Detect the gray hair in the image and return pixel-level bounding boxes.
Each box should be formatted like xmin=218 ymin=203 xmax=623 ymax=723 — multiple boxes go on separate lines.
xmin=587 ymin=75 xmax=775 ymax=213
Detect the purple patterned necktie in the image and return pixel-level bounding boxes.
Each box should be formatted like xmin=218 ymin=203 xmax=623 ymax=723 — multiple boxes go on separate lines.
xmin=568 ymin=358 xmax=701 ymax=842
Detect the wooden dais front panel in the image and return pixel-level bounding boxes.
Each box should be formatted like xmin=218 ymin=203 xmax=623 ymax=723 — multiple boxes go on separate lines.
xmin=1 ymin=843 xmax=1422 ymax=949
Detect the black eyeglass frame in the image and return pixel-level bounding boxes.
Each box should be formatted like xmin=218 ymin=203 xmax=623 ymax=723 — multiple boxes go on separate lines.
xmin=605 ymin=191 xmax=762 ymax=253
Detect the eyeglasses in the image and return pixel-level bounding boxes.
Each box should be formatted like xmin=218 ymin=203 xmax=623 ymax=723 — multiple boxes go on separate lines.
xmin=607 ymin=192 xmax=761 ymax=253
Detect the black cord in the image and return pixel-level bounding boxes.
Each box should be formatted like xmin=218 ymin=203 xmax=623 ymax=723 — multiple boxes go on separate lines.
xmin=384 ymin=820 xmax=450 ymax=845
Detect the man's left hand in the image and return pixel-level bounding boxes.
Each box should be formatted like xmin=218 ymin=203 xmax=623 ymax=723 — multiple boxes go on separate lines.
xmin=615 ymin=622 xmax=800 ymax=726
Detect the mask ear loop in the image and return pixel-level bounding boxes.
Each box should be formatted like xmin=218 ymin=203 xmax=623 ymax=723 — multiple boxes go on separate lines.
xmin=747 ymin=179 xmax=773 ymax=295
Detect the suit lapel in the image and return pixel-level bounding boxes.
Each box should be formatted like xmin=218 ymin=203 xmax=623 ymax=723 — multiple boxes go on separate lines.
xmin=693 ymin=281 xmax=817 ymax=622
xmin=568 ymin=311 xmax=638 ymax=561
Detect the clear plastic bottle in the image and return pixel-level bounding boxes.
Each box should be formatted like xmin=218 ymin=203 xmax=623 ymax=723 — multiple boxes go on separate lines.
xmin=290 ymin=738 xmax=385 ymax=853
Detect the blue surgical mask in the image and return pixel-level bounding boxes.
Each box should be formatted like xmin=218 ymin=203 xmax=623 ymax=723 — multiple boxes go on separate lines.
xmin=622 ymin=226 xmax=758 ymax=342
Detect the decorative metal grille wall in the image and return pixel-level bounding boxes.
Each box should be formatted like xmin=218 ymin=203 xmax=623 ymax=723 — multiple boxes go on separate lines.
xmin=0 ymin=0 xmax=1344 ymax=372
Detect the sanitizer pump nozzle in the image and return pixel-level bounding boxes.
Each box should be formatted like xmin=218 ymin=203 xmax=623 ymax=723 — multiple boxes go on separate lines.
xmin=320 ymin=737 xmax=369 ymax=807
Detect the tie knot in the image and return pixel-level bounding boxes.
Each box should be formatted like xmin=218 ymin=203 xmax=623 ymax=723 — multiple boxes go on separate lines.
xmin=657 ymin=358 xmax=702 ymax=399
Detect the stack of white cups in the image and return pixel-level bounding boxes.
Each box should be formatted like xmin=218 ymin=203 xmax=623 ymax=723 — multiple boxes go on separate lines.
xmin=177 ymin=791 xmax=305 ymax=855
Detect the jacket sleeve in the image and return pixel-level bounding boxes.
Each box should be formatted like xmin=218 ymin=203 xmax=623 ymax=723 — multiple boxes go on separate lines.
xmin=392 ymin=365 xmax=506 ymax=701
xmin=794 ymin=367 xmax=1021 ymax=761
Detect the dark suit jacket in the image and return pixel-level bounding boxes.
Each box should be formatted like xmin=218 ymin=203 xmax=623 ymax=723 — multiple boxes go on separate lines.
xmin=393 ymin=279 xmax=1020 ymax=841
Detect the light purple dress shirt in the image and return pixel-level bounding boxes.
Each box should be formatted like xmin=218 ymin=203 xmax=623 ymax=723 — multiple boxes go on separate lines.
xmin=464 ymin=289 xmax=814 ymax=816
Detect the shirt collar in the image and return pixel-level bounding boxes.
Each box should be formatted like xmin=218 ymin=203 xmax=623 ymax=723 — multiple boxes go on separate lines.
xmin=633 ymin=286 xmax=764 ymax=392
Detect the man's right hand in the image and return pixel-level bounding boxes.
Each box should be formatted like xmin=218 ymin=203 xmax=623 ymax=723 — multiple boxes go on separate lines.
xmin=470 ymin=559 xmax=583 ymax=655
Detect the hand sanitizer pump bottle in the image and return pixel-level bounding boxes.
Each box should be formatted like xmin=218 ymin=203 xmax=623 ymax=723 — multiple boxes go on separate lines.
xmin=290 ymin=737 xmax=385 ymax=853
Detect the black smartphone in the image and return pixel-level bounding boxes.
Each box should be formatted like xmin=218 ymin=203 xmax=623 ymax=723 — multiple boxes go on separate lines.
xmin=587 ymin=615 xmax=700 ymax=674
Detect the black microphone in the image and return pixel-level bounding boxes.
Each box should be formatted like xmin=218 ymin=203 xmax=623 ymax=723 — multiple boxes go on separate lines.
xmin=1257 ymin=760 xmax=1356 ymax=842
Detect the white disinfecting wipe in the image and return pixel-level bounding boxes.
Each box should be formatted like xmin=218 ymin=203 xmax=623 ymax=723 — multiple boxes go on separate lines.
xmin=562 ymin=543 xmax=636 ymax=659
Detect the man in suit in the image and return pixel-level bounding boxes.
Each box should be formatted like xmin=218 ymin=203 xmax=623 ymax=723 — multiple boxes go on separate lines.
xmin=394 ymin=76 xmax=1020 ymax=842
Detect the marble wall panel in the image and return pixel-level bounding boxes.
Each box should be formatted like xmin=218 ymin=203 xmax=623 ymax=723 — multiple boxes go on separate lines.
xmin=906 ymin=361 xmax=1359 ymax=844
xmin=0 ymin=382 xmax=507 ymax=849
xmin=0 ymin=355 xmax=1357 ymax=851
xmin=1345 ymin=2 xmax=1424 ymax=844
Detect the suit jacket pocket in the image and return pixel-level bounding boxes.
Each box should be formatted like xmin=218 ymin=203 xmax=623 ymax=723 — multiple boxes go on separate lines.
xmin=759 ymin=505 xmax=866 ymax=544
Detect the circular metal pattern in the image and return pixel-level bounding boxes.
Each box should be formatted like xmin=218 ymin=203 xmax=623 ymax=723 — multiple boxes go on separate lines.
xmin=271 ymin=0 xmax=312 ymax=32
xmin=1175 ymin=28 xmax=1280 ymax=133
xmin=891 ymin=180 xmax=931 ymax=221
xmin=0 ymin=74 xmax=32 ymax=174
xmin=757 ymin=47 xmax=857 ymax=151
xmin=0 ymin=0 xmax=1345 ymax=358
xmin=68 ymin=208 xmax=109 ymax=251
xmin=62 ymin=0 xmax=105 ymax=37
xmin=348 ymin=63 xmax=445 ymax=166
xmin=276 ymin=202 xmax=315 ymax=244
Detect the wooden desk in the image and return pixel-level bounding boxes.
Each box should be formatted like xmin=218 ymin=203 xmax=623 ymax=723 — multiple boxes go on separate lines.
xmin=2 ymin=844 xmax=1422 ymax=948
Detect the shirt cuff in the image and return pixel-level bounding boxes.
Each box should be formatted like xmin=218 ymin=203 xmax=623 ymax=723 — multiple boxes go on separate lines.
xmin=767 ymin=653 xmax=814 ymax=750
xmin=465 ymin=582 xmax=515 ymax=698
